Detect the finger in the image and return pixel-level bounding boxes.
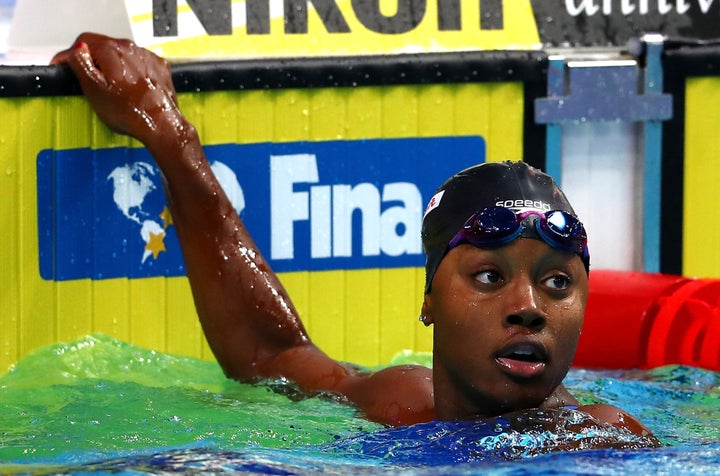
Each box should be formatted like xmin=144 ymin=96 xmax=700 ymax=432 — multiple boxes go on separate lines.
xmin=52 ymin=33 xmax=130 ymax=80
xmin=63 ymin=41 xmax=108 ymax=92
xmin=50 ymin=32 xmax=112 ymax=64
xmin=50 ymin=39 xmax=89 ymax=66
xmin=50 ymin=48 xmax=72 ymax=65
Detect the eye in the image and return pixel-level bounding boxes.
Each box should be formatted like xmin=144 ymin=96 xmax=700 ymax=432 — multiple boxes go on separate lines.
xmin=543 ymin=274 xmax=571 ymax=291
xmin=476 ymin=270 xmax=502 ymax=285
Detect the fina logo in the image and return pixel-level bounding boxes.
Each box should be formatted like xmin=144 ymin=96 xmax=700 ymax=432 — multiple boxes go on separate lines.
xmin=104 ymin=154 xmax=423 ymax=264
xmin=270 ymin=153 xmax=422 ymax=261
xmin=37 ymin=137 xmax=485 ymax=280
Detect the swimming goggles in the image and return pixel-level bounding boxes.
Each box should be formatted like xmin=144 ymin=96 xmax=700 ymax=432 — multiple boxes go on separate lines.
xmin=447 ymin=207 xmax=590 ymax=271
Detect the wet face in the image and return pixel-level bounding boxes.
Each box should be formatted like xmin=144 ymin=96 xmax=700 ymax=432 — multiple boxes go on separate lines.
xmin=423 ymin=238 xmax=588 ymax=420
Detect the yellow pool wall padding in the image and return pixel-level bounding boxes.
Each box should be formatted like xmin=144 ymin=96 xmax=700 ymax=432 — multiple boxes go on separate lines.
xmin=0 ymin=82 xmax=524 ymax=373
xmin=684 ymin=77 xmax=720 ymax=279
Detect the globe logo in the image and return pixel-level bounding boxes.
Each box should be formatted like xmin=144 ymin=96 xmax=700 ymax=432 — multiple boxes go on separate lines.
xmin=107 ymin=160 xmax=244 ymax=264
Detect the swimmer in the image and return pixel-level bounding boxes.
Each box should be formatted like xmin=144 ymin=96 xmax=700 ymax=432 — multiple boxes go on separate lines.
xmin=52 ymin=33 xmax=659 ymax=444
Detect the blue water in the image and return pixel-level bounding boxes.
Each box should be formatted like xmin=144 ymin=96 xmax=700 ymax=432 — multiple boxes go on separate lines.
xmin=1 ymin=335 xmax=719 ymax=474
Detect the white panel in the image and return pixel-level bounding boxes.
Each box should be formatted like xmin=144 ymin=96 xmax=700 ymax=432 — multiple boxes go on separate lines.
xmin=560 ymin=121 xmax=643 ymax=271
xmin=7 ymin=0 xmax=132 ymax=61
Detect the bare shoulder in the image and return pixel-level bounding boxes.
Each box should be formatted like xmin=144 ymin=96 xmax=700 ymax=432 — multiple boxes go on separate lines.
xmin=259 ymin=344 xmax=435 ymax=426
xmin=579 ymin=403 xmax=659 ymax=442
xmin=344 ymin=364 xmax=435 ymax=427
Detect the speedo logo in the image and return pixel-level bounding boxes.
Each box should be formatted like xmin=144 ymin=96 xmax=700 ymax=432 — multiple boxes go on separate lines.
xmin=496 ymin=199 xmax=552 ymax=212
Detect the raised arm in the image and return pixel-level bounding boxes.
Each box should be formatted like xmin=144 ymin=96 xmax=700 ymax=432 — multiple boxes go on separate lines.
xmin=52 ymin=33 xmax=434 ymax=426
xmin=52 ymin=33 xmax=310 ymax=379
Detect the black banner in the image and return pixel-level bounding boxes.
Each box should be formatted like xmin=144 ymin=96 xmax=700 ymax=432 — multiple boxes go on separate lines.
xmin=531 ymin=0 xmax=720 ymax=47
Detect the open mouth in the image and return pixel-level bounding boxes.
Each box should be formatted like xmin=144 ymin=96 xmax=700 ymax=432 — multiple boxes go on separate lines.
xmin=504 ymin=348 xmax=542 ymax=362
xmin=496 ymin=342 xmax=548 ymax=378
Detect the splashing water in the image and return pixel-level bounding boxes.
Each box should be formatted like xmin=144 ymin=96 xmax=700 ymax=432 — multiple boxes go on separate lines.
xmin=1 ymin=334 xmax=719 ymax=474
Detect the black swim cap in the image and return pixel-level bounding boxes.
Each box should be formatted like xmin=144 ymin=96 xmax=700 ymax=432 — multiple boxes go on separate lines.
xmin=421 ymin=161 xmax=587 ymax=293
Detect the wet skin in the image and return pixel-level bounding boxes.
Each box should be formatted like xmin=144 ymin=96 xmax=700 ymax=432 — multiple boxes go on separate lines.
xmin=51 ymin=33 xmax=659 ymax=443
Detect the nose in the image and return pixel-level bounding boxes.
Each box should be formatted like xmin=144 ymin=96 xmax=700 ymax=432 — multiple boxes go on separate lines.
xmin=503 ymin=279 xmax=547 ymax=331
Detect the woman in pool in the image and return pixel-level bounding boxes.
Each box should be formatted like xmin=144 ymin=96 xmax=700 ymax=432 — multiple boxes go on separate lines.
xmin=52 ymin=33 xmax=658 ymax=442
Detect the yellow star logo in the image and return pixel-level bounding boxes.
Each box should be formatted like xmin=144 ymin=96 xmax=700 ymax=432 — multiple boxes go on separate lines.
xmin=159 ymin=206 xmax=174 ymax=229
xmin=145 ymin=231 xmax=166 ymax=259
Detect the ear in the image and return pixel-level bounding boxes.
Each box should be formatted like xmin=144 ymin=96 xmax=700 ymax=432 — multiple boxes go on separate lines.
xmin=420 ymin=294 xmax=434 ymax=326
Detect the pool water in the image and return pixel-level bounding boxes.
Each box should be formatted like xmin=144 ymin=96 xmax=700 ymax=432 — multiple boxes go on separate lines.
xmin=1 ymin=334 xmax=719 ymax=474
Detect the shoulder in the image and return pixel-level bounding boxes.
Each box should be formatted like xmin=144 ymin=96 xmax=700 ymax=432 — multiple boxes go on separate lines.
xmin=344 ymin=364 xmax=435 ymax=427
xmin=578 ymin=403 xmax=659 ymax=441
xmin=267 ymin=346 xmax=435 ymax=427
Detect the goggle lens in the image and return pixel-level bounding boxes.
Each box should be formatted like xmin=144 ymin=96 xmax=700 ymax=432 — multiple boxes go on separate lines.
xmin=537 ymin=210 xmax=587 ymax=251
